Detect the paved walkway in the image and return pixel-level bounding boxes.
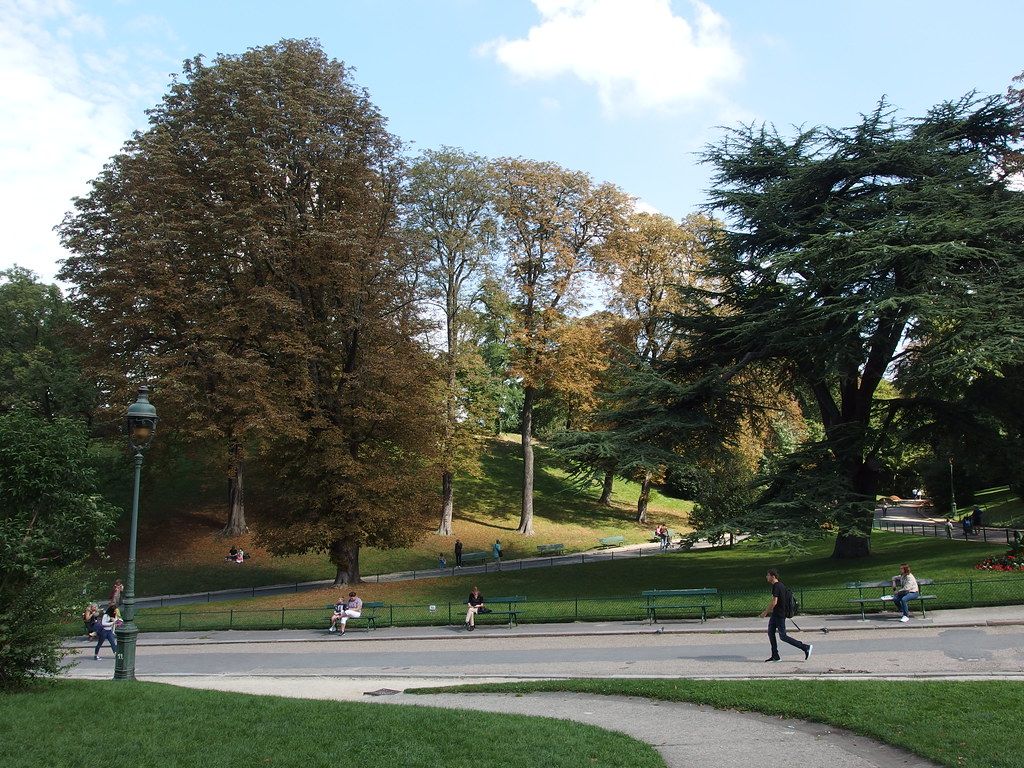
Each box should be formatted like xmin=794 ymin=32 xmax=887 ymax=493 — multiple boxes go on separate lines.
xmin=875 ymin=500 xmax=1015 ymax=544
xmin=129 ymin=536 xmax=737 ymax=609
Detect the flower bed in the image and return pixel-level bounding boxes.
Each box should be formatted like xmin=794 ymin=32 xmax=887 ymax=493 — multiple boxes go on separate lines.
xmin=975 ymin=551 xmax=1024 ymax=571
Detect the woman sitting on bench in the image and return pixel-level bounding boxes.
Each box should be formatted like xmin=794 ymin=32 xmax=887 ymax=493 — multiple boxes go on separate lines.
xmin=465 ymin=586 xmax=485 ymax=631
xmin=892 ymin=563 xmax=920 ymax=623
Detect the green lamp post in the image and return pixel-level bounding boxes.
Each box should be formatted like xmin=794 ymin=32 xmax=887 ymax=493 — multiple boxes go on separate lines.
xmin=114 ymin=385 xmax=158 ymax=681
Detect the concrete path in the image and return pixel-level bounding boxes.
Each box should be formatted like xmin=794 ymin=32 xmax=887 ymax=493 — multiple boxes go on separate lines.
xmin=158 ymin=678 xmax=940 ymax=768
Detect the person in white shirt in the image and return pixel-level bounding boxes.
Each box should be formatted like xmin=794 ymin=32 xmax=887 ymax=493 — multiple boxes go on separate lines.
xmin=892 ymin=563 xmax=920 ymax=622
xmin=93 ymin=604 xmax=118 ymax=660
xmin=329 ymin=591 xmax=363 ymax=635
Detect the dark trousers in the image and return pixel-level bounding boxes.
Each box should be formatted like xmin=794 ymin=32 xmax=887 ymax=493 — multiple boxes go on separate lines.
xmin=94 ymin=628 xmax=116 ymax=656
xmin=455 ymin=552 xmax=463 ymax=567
xmin=768 ymin=614 xmax=808 ymax=658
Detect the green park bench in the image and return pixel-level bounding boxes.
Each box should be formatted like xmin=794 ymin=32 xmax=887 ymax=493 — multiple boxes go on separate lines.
xmin=473 ymin=595 xmax=527 ymax=627
xmin=325 ymin=601 xmax=386 ymax=631
xmin=597 ymin=535 xmax=625 ymax=548
xmin=845 ymin=580 xmax=936 ymax=620
xmin=461 ymin=551 xmax=490 ymax=565
xmin=641 ymin=588 xmax=718 ymax=623
xmin=536 ymin=543 xmax=565 ymax=555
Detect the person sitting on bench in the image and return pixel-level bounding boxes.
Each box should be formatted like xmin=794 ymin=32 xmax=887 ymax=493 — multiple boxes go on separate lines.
xmin=465 ymin=586 xmax=485 ymax=631
xmin=891 ymin=563 xmax=920 ymax=623
xmin=329 ymin=591 xmax=363 ymax=634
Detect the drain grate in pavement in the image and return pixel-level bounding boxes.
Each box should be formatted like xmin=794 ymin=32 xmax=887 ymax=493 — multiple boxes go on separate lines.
xmin=364 ymin=688 xmax=402 ymax=696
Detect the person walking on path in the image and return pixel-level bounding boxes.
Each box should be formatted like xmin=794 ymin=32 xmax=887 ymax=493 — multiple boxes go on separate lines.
xmin=93 ymin=604 xmax=118 ymax=660
xmin=465 ymin=586 xmax=485 ymax=631
xmin=891 ymin=563 xmax=920 ymax=623
xmin=109 ymin=578 xmax=124 ymax=608
xmin=492 ymin=539 xmax=502 ymax=561
xmin=454 ymin=538 xmax=463 ymax=568
xmin=761 ymin=569 xmax=812 ymax=663
xmin=328 ymin=591 xmax=363 ymax=635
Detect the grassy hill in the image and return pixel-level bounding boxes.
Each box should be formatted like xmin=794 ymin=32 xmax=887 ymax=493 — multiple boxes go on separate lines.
xmin=972 ymin=485 xmax=1024 ymax=527
xmin=101 ymin=435 xmax=694 ymax=596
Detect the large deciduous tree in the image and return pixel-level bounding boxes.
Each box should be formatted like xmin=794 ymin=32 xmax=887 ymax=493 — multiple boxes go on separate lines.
xmin=60 ymin=39 xmax=439 ymax=582
xmin=678 ymin=94 xmax=1024 ymax=557
xmin=494 ymin=158 xmax=630 ymax=534
xmin=404 ymin=148 xmax=498 ymax=536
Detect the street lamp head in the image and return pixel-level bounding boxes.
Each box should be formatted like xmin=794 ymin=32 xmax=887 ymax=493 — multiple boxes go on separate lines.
xmin=126 ymin=385 xmax=158 ymax=451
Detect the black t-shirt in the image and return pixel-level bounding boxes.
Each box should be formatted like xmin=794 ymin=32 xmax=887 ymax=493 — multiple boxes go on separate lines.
xmin=468 ymin=593 xmax=483 ymax=607
xmin=771 ymin=581 xmax=787 ymax=617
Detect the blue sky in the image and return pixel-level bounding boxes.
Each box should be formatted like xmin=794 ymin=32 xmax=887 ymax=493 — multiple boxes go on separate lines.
xmin=3 ymin=0 xmax=1023 ymax=282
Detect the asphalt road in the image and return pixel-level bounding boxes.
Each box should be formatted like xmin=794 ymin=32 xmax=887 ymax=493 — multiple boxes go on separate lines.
xmin=66 ymin=620 xmax=1024 ymax=681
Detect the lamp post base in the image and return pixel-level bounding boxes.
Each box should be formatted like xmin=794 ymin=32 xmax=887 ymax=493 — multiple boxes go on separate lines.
xmin=113 ymin=621 xmax=139 ymax=680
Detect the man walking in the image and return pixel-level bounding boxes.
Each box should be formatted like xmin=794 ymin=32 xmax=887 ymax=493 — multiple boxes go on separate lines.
xmin=761 ymin=569 xmax=812 ymax=663
xmin=454 ymin=538 xmax=463 ymax=568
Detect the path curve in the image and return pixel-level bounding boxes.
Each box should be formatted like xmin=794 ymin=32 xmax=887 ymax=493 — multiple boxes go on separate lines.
xmin=159 ymin=676 xmax=940 ymax=768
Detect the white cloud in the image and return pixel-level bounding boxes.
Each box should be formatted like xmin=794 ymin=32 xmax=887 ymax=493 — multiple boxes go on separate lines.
xmin=0 ymin=0 xmax=169 ymax=283
xmin=481 ymin=0 xmax=742 ymax=114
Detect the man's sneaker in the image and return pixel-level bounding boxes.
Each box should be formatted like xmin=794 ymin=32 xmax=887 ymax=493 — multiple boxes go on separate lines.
xmin=764 ymin=656 xmax=780 ymax=662
xmin=900 ymin=615 xmax=910 ymax=622
xmin=328 ymin=626 xmax=336 ymax=633
xmin=805 ymin=644 xmax=813 ymax=661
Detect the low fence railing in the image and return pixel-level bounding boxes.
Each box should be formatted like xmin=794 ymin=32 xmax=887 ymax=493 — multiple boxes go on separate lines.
xmin=873 ymin=518 xmax=1020 ymax=544
xmin=107 ymin=575 xmax=1024 ymax=633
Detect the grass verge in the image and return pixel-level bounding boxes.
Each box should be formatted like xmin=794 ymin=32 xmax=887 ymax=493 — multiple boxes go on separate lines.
xmin=0 ymin=680 xmax=664 ymax=768
xmin=408 ymin=679 xmax=1023 ymax=768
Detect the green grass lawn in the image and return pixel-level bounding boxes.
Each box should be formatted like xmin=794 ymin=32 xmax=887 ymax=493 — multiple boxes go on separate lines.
xmin=108 ymin=436 xmax=694 ymax=597
xmin=0 ymin=681 xmax=664 ymax=768
xmin=129 ymin=531 xmax=1023 ymax=631
xmin=410 ymin=679 xmax=1023 ymax=768
xmin=973 ymin=485 xmax=1024 ymax=527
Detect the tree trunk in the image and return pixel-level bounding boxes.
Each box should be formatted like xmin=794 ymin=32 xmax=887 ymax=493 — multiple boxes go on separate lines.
xmin=330 ymin=536 xmax=361 ymax=585
xmin=221 ymin=442 xmax=248 ymax=537
xmin=437 ymin=471 xmax=454 ymax=535
xmin=636 ymin=472 xmax=652 ymax=524
xmin=830 ymin=456 xmax=880 ymax=559
xmin=598 ymin=470 xmax=615 ymax=506
xmin=518 ymin=386 xmax=536 ymax=535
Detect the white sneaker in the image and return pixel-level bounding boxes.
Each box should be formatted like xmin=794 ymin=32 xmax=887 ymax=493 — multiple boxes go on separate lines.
xmin=900 ymin=615 xmax=910 ymax=622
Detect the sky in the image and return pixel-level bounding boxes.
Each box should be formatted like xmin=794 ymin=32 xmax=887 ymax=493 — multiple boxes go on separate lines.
xmin=3 ymin=0 xmax=1023 ymax=283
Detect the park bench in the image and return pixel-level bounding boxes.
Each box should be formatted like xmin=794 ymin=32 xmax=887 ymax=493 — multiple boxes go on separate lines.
xmin=473 ymin=595 xmax=526 ymax=628
xmin=845 ymin=580 xmax=936 ymax=620
xmin=325 ymin=601 xmax=386 ymax=631
xmin=461 ymin=551 xmax=490 ymax=565
xmin=536 ymin=543 xmax=565 ymax=555
xmin=641 ymin=588 xmax=718 ymax=623
xmin=597 ymin=535 xmax=625 ymax=548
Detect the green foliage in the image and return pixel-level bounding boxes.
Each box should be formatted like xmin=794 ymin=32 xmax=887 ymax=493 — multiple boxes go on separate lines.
xmin=0 ymin=268 xmax=95 ymax=420
xmin=649 ymin=93 xmax=1024 ymax=554
xmin=0 ymin=409 xmax=119 ymax=688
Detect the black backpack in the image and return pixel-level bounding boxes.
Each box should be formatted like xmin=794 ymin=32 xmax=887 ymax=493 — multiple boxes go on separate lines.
xmin=784 ymin=586 xmax=799 ymax=618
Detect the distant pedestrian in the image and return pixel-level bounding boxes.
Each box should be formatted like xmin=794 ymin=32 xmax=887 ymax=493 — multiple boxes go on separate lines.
xmin=972 ymin=506 xmax=983 ymax=530
xmin=945 ymin=519 xmax=954 ymax=539
xmin=454 ymin=538 xmax=463 ymax=568
xmin=438 ymin=554 xmax=447 ymax=569
xmin=82 ymin=603 xmax=100 ymax=638
xmin=962 ymin=515 xmax=973 ymax=536
xmin=109 ymin=578 xmax=124 ymax=607
xmin=761 ymin=569 xmax=812 ymax=663
xmin=93 ymin=604 xmax=118 ymax=660
xmin=492 ymin=539 xmax=502 ymax=561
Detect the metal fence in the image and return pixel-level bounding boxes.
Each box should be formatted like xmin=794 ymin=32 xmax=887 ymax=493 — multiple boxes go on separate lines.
xmin=125 ymin=575 xmax=1024 ymax=633
xmin=873 ymin=518 xmax=1021 ymax=544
